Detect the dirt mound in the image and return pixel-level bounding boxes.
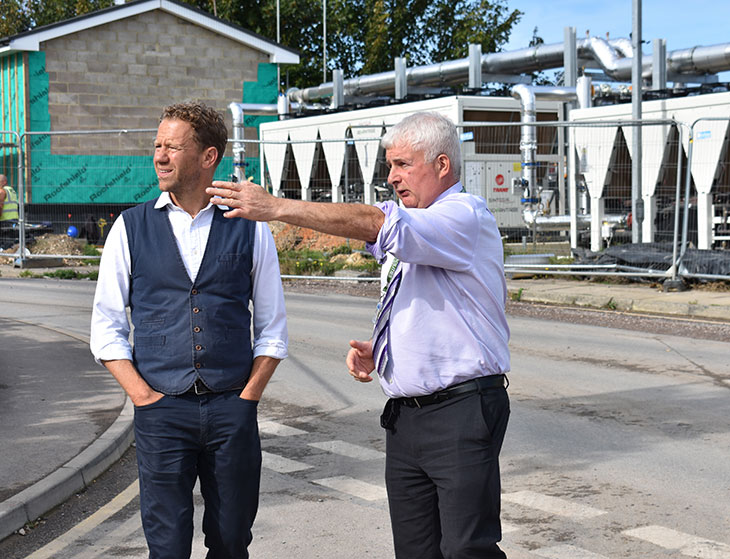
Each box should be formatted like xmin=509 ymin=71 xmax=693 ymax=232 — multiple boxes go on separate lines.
xmin=28 ymin=234 xmax=86 ymax=256
xmin=330 ymin=252 xmax=372 ymax=269
xmin=0 ymin=234 xmax=90 ymax=266
xmin=269 ymin=221 xmax=366 ymax=252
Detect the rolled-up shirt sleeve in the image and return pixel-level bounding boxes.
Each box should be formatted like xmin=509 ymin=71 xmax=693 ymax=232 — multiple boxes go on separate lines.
xmin=251 ymin=222 xmax=288 ymax=360
xmin=90 ymin=216 xmax=133 ymax=363
xmin=367 ymin=193 xmax=480 ymax=271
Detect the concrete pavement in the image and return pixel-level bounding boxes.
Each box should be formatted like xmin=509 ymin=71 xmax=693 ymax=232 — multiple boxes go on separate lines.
xmin=1 ymin=271 xmax=729 ymax=542
xmin=0 ymin=316 xmax=132 ymax=541
xmin=506 ymin=277 xmax=730 ymax=322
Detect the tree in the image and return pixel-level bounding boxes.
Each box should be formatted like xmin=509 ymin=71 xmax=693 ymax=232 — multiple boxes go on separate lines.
xmin=179 ymin=0 xmax=522 ymax=89
xmin=0 ymin=0 xmax=31 ymax=37
xmin=327 ymin=0 xmax=522 ymax=77
xmin=1 ymin=0 xmax=115 ymax=36
xmin=3 ymin=0 xmax=523 ymax=91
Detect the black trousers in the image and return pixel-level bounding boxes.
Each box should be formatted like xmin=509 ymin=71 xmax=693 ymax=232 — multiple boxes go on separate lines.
xmin=384 ymin=387 xmax=510 ymax=559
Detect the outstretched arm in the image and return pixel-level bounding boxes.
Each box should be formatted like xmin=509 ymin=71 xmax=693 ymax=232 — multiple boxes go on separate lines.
xmin=206 ymin=180 xmax=384 ymax=244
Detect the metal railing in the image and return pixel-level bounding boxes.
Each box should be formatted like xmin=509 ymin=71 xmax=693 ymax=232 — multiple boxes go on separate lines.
xmin=2 ymin=119 xmax=729 ymax=285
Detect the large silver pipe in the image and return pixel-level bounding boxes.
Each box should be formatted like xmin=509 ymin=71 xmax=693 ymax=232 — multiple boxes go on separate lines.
xmin=608 ymin=37 xmax=634 ymax=58
xmin=522 ymin=210 xmax=626 ymax=231
xmin=584 ymin=36 xmax=652 ymax=81
xmin=228 ymin=102 xmax=279 ymax=181
xmin=510 ymin=85 xmax=577 ymax=202
xmin=288 ymin=38 xmax=730 ymax=103
xmin=668 ymin=43 xmax=730 ymax=74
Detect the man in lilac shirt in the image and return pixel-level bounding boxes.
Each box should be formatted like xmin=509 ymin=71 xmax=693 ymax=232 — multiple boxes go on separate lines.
xmin=208 ymin=112 xmax=511 ymax=559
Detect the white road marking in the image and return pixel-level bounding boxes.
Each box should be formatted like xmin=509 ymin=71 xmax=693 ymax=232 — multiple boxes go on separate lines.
xmin=308 ymin=440 xmax=386 ymax=460
xmin=502 ymin=490 xmax=607 ymax=519
xmin=261 ymin=450 xmax=313 ymax=473
xmin=534 ymin=544 xmax=610 ymax=558
xmin=26 ymin=479 xmax=139 ymax=559
xmin=624 ymin=525 xmax=730 ymax=558
xmin=259 ymin=420 xmax=308 ymax=437
xmin=312 ymin=476 xmax=387 ymax=501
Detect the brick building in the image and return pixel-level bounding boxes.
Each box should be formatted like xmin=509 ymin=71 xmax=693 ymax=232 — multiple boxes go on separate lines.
xmin=0 ymin=0 xmax=298 ymax=205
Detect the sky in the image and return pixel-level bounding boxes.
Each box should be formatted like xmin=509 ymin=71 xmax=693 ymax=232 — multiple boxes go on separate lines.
xmin=504 ymin=0 xmax=730 ymax=82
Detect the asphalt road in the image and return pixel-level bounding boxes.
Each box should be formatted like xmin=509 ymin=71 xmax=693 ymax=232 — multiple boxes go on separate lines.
xmin=1 ymin=280 xmax=728 ymax=558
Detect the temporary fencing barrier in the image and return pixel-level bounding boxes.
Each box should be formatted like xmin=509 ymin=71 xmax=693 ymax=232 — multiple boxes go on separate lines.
xmin=1 ymin=119 xmax=729 ymax=284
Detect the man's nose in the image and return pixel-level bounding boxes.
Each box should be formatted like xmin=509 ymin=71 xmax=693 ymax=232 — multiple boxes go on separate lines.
xmin=387 ymin=167 xmax=399 ymax=185
xmin=154 ymin=148 xmax=168 ymax=163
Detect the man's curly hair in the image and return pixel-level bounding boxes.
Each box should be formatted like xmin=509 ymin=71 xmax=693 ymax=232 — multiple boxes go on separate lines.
xmin=160 ymin=101 xmax=227 ymax=165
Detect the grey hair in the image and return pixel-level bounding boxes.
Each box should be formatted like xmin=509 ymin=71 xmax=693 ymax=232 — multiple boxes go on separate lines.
xmin=381 ymin=112 xmax=461 ymax=177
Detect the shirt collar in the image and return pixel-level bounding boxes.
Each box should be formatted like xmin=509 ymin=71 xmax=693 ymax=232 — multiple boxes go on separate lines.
xmin=153 ymin=191 xmax=229 ymax=212
xmin=431 ymin=181 xmax=464 ymax=206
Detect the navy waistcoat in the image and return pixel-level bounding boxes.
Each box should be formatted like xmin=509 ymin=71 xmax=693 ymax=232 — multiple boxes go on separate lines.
xmin=123 ymin=199 xmax=255 ymax=394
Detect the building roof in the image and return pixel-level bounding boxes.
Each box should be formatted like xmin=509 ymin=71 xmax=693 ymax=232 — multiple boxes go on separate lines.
xmin=0 ymin=0 xmax=299 ymax=64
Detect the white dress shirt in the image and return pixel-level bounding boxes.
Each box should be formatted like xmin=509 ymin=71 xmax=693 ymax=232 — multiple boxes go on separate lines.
xmin=90 ymin=193 xmax=288 ymax=364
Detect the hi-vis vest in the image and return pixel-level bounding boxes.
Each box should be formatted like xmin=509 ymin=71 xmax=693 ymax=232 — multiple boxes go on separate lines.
xmin=1 ymin=186 xmax=19 ymax=221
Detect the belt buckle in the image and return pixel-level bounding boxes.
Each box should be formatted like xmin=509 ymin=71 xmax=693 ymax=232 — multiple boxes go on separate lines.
xmin=193 ymin=380 xmax=209 ymax=395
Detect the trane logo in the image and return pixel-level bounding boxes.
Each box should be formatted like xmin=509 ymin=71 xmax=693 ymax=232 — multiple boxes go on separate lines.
xmin=493 ymin=187 xmax=509 ymax=193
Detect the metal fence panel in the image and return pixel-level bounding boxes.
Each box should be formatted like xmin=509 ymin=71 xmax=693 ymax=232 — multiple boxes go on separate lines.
xmin=2 ymin=121 xmax=728 ymax=283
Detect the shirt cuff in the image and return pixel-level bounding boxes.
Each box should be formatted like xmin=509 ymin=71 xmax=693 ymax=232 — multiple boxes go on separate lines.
xmin=253 ymin=340 xmax=288 ymax=360
xmin=92 ymin=344 xmax=133 ymax=366
xmin=366 ymin=202 xmax=398 ymax=263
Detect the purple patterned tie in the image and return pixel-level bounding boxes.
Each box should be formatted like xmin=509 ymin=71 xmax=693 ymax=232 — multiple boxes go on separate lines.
xmin=371 ymin=263 xmax=402 ymax=382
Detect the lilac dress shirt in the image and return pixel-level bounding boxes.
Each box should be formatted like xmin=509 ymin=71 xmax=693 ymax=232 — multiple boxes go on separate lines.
xmin=367 ymin=182 xmax=510 ymax=398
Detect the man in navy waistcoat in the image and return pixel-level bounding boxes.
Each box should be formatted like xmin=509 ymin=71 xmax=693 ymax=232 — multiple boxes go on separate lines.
xmin=90 ymin=101 xmax=288 ymax=559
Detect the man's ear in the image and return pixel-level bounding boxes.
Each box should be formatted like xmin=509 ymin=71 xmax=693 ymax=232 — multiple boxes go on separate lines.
xmin=436 ymin=153 xmax=451 ymax=179
xmin=202 ymin=146 xmax=218 ymax=169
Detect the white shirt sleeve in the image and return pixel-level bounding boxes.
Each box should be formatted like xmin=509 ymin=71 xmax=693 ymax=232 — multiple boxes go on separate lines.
xmin=250 ymin=221 xmax=288 ymax=360
xmin=89 ymin=215 xmax=133 ymax=363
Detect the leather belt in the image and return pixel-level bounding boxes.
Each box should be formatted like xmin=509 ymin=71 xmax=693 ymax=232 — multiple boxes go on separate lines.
xmin=186 ymin=378 xmax=245 ymax=396
xmin=397 ymin=374 xmax=507 ymax=408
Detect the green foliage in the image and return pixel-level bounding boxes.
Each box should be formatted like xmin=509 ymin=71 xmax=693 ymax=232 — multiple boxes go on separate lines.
xmin=42 ymin=268 xmax=98 ymax=280
xmin=327 ymin=244 xmax=354 ymax=256
xmin=81 ymin=243 xmax=102 ymax=265
xmin=151 ymin=0 xmax=521 ymax=90
xmin=278 ymin=249 xmax=336 ymax=276
xmin=3 ymin=0 xmax=524 ymax=100
xmin=1 ymin=0 xmax=115 ymax=37
xmin=509 ymin=287 xmax=523 ymax=302
xmin=0 ymin=0 xmax=31 ymax=37
xmin=17 ymin=268 xmax=98 ymax=280
xmin=278 ymin=247 xmax=379 ymax=276
xmin=82 ymin=243 xmax=100 ymax=256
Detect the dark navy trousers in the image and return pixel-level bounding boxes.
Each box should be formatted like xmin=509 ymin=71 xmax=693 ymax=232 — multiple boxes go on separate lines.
xmin=133 ymin=390 xmax=261 ymax=559
xmin=384 ymin=387 xmax=510 ymax=559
